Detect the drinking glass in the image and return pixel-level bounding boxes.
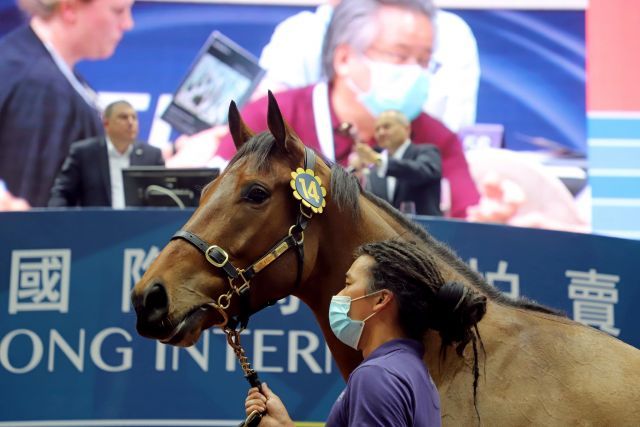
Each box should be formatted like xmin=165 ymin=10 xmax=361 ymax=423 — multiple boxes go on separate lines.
xmin=440 ymin=178 xmax=451 ymax=217
xmin=399 ymin=200 xmax=417 ymax=216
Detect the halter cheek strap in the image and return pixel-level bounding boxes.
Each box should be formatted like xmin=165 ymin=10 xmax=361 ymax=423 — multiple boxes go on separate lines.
xmin=170 ymin=147 xmax=319 ymax=329
xmin=173 ymin=225 xmax=305 ymax=298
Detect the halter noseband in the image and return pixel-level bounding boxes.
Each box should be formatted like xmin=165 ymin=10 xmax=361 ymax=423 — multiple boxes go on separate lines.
xmin=170 ymin=147 xmax=324 ymax=330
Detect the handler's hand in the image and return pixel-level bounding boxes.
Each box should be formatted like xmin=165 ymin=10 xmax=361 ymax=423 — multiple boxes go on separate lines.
xmin=245 ymin=382 xmax=294 ymax=427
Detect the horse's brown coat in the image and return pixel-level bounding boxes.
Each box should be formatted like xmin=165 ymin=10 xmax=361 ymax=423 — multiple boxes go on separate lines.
xmin=133 ymin=94 xmax=640 ymax=425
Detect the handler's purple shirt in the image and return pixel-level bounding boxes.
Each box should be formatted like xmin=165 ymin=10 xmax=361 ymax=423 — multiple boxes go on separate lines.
xmin=325 ymin=338 xmax=441 ymax=426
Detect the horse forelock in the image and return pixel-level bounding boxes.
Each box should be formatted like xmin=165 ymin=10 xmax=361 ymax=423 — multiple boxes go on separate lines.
xmin=228 ymin=131 xmax=363 ymax=218
xmin=227 ymin=131 xmax=279 ymax=173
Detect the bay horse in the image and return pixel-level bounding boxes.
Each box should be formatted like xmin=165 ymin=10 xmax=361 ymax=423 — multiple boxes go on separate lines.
xmin=132 ymin=93 xmax=640 ymax=425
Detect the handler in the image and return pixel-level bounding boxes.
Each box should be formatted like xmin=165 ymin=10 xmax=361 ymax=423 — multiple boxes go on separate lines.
xmin=245 ymin=239 xmax=486 ymax=426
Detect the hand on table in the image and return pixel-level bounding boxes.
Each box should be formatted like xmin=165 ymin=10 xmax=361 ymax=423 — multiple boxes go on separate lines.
xmin=466 ymin=171 xmax=589 ymax=232
xmin=0 ymin=185 xmax=30 ymax=211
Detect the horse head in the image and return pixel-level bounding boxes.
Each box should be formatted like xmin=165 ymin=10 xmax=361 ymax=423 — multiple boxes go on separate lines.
xmin=131 ymin=92 xmax=330 ymax=347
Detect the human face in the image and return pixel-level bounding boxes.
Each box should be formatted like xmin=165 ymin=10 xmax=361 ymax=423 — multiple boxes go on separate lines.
xmin=344 ymin=6 xmax=434 ymax=92
xmin=71 ymin=0 xmax=135 ymax=60
xmin=375 ymin=112 xmax=410 ymax=152
xmin=105 ymin=103 xmax=138 ymax=144
xmin=339 ymin=255 xmax=378 ymax=321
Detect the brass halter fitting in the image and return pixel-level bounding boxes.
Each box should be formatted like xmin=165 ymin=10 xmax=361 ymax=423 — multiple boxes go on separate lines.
xmin=170 ymin=147 xmax=323 ymax=327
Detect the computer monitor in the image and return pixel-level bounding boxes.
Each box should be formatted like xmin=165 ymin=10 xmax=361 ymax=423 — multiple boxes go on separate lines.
xmin=122 ymin=166 xmax=219 ymax=208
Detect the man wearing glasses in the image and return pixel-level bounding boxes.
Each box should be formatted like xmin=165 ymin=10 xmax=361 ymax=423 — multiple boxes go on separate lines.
xmin=174 ymin=0 xmax=479 ymax=218
xmin=256 ymin=0 xmax=479 ymax=133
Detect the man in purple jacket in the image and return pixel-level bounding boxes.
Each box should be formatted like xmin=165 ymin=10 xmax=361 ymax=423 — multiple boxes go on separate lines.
xmin=171 ymin=0 xmax=479 ymax=218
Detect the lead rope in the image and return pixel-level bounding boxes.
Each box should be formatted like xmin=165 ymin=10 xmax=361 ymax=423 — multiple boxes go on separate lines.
xmin=224 ymin=326 xmax=264 ymax=427
xmin=214 ymin=147 xmax=324 ymax=426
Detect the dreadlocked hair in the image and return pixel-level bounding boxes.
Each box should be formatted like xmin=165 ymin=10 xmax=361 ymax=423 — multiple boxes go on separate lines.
xmin=356 ymin=239 xmax=443 ymax=340
xmin=356 ymin=239 xmax=487 ymax=421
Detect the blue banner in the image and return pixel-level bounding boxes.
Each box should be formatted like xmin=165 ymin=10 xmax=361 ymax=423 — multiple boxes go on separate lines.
xmin=0 ymin=210 xmax=637 ymax=425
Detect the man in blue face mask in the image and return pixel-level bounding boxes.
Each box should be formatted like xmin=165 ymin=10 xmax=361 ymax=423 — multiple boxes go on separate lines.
xmin=176 ymin=0 xmax=480 ymax=219
xmin=244 ymin=239 xmax=487 ymax=426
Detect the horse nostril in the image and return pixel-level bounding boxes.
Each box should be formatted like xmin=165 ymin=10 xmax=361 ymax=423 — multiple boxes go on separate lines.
xmin=143 ymin=283 xmax=169 ymax=322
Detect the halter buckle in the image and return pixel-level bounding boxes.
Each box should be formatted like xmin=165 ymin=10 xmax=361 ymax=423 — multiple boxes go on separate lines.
xmin=230 ymin=270 xmax=251 ymax=295
xmin=206 ymin=245 xmax=229 ymax=267
xmin=288 ymin=225 xmax=304 ymax=245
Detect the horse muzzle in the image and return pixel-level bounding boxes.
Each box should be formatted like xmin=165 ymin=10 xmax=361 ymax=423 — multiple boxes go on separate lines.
xmin=131 ymin=282 xmax=174 ymax=340
xmin=131 ymin=281 xmax=226 ymax=346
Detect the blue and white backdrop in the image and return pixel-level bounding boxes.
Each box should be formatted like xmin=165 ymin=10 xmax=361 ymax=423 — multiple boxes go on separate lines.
xmin=0 ymin=209 xmax=637 ymax=426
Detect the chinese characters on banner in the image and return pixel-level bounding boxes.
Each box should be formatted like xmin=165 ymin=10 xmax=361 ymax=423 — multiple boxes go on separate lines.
xmin=8 ymin=248 xmax=620 ymax=337
xmin=469 ymin=258 xmax=621 ymax=336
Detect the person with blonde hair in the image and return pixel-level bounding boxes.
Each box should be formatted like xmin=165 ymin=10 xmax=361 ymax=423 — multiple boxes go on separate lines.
xmin=0 ymin=0 xmax=134 ymax=208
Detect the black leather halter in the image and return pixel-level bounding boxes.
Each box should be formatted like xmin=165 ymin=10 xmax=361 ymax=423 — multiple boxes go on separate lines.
xmin=170 ymin=147 xmax=319 ymax=330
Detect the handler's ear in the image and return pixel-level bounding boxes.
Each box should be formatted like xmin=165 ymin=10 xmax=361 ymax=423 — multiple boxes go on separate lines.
xmin=374 ymin=290 xmax=394 ymax=310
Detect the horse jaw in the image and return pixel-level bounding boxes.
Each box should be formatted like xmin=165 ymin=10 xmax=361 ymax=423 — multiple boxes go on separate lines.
xmin=131 ymin=231 xmax=232 ymax=347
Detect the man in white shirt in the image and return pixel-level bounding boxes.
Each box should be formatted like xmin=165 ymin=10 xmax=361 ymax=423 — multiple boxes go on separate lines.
xmin=48 ymin=101 xmax=165 ymax=208
xmin=352 ymin=110 xmax=443 ymax=216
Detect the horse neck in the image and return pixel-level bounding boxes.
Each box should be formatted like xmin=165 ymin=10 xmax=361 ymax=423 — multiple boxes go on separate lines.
xmin=296 ymin=196 xmax=422 ymax=378
xmin=296 ymin=193 xmax=509 ymax=382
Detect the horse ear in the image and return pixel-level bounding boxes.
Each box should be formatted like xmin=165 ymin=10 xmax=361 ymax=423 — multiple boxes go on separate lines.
xmin=228 ymin=100 xmax=255 ymax=149
xmin=266 ymin=91 xmax=297 ymax=150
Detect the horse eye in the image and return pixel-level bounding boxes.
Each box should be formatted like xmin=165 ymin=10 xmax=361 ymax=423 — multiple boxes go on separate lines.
xmin=245 ymin=186 xmax=270 ymax=204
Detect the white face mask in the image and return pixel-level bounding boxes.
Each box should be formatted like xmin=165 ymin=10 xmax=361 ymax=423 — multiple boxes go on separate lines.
xmin=328 ymin=290 xmax=383 ymax=350
xmin=348 ymin=57 xmax=431 ymax=120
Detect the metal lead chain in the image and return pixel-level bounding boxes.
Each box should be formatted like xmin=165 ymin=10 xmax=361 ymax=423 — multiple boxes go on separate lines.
xmin=224 ymin=327 xmax=263 ymax=427
xmin=224 ymin=327 xmax=255 ymax=378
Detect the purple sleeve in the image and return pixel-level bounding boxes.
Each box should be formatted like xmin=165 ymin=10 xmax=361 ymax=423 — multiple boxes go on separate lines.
xmin=345 ymin=365 xmax=413 ymax=426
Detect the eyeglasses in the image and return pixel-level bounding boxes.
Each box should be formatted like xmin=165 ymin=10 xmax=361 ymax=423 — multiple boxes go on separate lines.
xmin=366 ymin=47 xmax=441 ymax=74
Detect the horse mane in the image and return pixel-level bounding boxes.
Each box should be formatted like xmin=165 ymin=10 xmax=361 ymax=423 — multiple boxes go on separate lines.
xmin=229 ymin=134 xmax=563 ymax=316
xmin=327 ymin=165 xmax=562 ymax=317
xmin=364 ymin=192 xmax=563 ymax=316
